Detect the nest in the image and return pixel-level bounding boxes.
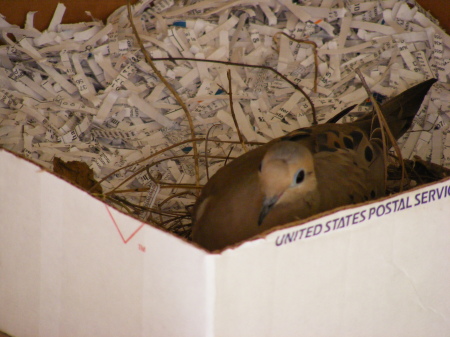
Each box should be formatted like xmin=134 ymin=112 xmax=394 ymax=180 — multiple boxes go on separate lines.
xmin=0 ymin=0 xmax=449 ymax=241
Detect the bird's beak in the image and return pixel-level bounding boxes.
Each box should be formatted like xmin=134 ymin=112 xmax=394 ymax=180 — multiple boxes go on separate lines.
xmin=258 ymin=195 xmax=279 ymax=226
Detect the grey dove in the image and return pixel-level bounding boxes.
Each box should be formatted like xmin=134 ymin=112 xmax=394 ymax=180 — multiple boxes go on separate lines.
xmin=192 ymin=79 xmax=437 ymax=251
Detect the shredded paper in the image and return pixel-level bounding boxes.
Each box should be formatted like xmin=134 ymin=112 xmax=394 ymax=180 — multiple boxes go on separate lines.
xmin=0 ymin=0 xmax=449 ymax=235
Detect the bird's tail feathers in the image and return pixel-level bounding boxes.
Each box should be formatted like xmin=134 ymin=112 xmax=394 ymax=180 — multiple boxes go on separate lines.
xmin=355 ymin=78 xmax=437 ymax=141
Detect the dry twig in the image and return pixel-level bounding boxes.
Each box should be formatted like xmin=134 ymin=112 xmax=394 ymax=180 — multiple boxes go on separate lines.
xmin=226 ymin=70 xmax=248 ymax=152
xmin=273 ymin=32 xmax=319 ymax=94
xmin=126 ymin=0 xmax=201 ymax=192
xmin=150 ymin=56 xmax=317 ymax=123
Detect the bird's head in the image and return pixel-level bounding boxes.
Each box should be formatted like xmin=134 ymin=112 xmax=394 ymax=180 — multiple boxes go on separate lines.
xmin=257 ymin=141 xmax=317 ymax=226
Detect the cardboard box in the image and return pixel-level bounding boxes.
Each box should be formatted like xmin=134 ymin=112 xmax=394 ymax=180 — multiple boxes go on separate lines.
xmin=1 ymin=0 xmax=450 ymax=336
xmin=1 ymin=148 xmax=450 ymax=337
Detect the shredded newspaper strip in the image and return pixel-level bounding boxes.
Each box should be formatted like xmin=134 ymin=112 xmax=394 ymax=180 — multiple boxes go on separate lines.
xmin=0 ymin=0 xmax=449 ymax=235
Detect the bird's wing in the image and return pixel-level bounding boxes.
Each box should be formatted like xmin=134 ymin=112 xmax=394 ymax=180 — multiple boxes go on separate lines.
xmin=311 ymin=123 xmax=386 ymax=210
xmin=314 ymin=145 xmax=385 ymax=213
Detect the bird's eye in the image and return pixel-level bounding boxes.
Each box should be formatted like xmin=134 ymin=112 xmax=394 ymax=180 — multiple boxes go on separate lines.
xmin=294 ymin=169 xmax=305 ymax=185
